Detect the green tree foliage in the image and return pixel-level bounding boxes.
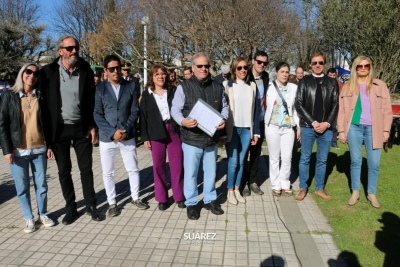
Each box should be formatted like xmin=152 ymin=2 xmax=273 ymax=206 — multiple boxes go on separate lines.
xmin=318 ymin=0 xmax=400 ymax=91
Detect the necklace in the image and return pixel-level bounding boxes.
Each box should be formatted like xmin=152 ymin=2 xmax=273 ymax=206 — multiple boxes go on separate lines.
xmin=26 ymin=95 xmax=32 ymax=109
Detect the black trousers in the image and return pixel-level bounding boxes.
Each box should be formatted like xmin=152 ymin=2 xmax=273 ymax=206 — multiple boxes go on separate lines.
xmin=52 ymin=123 xmax=96 ymax=211
xmin=242 ymin=120 xmax=266 ymax=186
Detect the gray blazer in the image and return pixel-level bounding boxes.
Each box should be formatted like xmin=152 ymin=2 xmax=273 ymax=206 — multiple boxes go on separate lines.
xmin=94 ymin=79 xmax=139 ymax=142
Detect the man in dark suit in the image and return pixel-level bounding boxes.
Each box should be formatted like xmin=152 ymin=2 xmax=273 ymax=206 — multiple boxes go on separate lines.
xmin=94 ymin=55 xmax=149 ymax=217
xmin=40 ymin=35 xmax=104 ymax=225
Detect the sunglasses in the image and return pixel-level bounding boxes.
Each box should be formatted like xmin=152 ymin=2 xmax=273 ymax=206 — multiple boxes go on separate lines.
xmin=24 ymin=69 xmax=39 ymax=77
xmin=255 ymin=60 xmax=268 ymax=66
xmin=236 ymin=65 xmax=249 ymax=71
xmin=311 ymin=61 xmax=325 ymax=66
xmin=106 ymin=66 xmax=121 ymax=73
xmin=356 ymin=64 xmax=371 ymax=71
xmin=195 ymin=65 xmax=210 ymax=69
xmin=62 ymin=46 xmax=79 ymax=52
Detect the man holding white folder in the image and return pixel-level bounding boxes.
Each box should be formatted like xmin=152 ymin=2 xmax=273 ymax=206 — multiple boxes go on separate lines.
xmin=171 ymin=52 xmax=229 ymax=220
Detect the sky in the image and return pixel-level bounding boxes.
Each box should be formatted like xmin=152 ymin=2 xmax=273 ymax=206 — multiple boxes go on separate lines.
xmin=37 ymin=0 xmax=57 ymax=39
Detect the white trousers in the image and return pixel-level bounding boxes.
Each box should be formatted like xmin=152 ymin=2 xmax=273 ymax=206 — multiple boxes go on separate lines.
xmin=265 ymin=125 xmax=294 ymax=190
xmin=99 ymin=138 xmax=140 ymax=204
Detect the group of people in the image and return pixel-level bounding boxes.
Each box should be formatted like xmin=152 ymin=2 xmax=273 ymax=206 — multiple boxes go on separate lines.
xmin=0 ymin=34 xmax=393 ymax=233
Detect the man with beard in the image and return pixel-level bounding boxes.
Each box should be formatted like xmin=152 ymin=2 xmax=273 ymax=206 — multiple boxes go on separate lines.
xmin=40 ymin=35 xmax=104 ymax=225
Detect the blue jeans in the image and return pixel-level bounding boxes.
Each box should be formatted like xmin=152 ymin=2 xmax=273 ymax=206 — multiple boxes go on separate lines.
xmin=226 ymin=127 xmax=251 ymax=189
xmin=299 ymin=127 xmax=333 ymax=191
xmin=182 ymin=143 xmax=218 ymax=206
xmin=347 ymin=124 xmax=381 ymax=194
xmin=9 ymin=152 xmax=48 ymax=220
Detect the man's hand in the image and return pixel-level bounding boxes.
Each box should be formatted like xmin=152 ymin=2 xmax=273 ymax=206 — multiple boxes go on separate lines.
xmin=113 ymin=129 xmax=127 ymax=142
xmin=314 ymin=122 xmax=329 ymax=134
xmin=86 ymin=128 xmax=97 ymax=144
xmin=47 ymin=149 xmax=54 ymax=160
xmin=338 ymin=132 xmax=347 ymax=144
xmin=383 ymin=132 xmax=389 ymax=143
xmin=144 ymin=141 xmax=152 ymax=150
xmin=182 ymin=118 xmax=198 ymax=128
xmin=250 ymin=136 xmax=259 ymax=146
xmin=4 ymin=154 xmax=13 ymax=164
xmin=216 ymin=119 xmax=226 ymax=130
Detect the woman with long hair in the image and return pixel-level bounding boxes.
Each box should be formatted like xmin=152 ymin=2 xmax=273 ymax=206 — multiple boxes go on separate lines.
xmin=265 ymin=62 xmax=299 ymax=197
xmin=337 ymin=56 xmax=392 ymax=208
xmin=167 ymin=68 xmax=179 ymax=88
xmin=223 ymin=57 xmax=260 ymax=205
xmin=0 ymin=63 xmax=55 ymax=233
xmin=140 ymin=64 xmax=185 ymax=210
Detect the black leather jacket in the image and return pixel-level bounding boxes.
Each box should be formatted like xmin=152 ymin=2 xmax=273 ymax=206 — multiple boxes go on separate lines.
xmin=295 ymin=75 xmax=339 ymax=128
xmin=0 ymin=90 xmax=46 ymax=155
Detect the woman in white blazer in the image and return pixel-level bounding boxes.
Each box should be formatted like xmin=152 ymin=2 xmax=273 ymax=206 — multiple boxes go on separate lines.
xmin=264 ymin=62 xmax=300 ymax=196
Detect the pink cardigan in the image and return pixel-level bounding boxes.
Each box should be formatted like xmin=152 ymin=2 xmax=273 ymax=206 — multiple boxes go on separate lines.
xmin=337 ymin=79 xmax=393 ymax=149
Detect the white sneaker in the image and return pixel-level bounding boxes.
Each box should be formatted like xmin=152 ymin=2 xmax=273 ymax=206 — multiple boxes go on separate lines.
xmin=40 ymin=215 xmax=55 ymax=227
xmin=24 ymin=219 xmax=35 ymax=233
xmin=227 ymin=191 xmax=238 ymax=205
xmin=234 ymin=190 xmax=246 ymax=203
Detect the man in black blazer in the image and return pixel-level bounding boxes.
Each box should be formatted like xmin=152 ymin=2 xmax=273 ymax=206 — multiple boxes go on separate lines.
xmin=94 ymin=55 xmax=149 ymax=217
xmin=40 ymin=35 xmax=104 ymax=225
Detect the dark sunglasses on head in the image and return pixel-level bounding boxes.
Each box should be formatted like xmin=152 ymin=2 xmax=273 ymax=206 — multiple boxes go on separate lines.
xmin=356 ymin=64 xmax=371 ymax=71
xmin=255 ymin=60 xmax=268 ymax=66
xmin=236 ymin=65 xmax=249 ymax=71
xmin=106 ymin=66 xmax=121 ymax=73
xmin=311 ymin=61 xmax=325 ymax=66
xmin=195 ymin=64 xmax=210 ymax=69
xmin=62 ymin=46 xmax=79 ymax=52
xmin=24 ymin=69 xmax=39 ymax=77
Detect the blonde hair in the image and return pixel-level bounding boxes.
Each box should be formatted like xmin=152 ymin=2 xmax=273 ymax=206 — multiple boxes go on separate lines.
xmin=343 ymin=56 xmax=374 ymax=96
xmin=10 ymin=63 xmax=40 ymax=93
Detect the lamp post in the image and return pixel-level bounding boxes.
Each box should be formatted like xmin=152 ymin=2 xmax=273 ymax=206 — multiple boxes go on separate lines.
xmin=141 ymin=16 xmax=149 ymax=88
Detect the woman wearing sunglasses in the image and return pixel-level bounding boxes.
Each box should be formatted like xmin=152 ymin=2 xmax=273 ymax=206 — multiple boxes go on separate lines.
xmin=140 ymin=64 xmax=185 ymax=210
xmin=265 ymin=62 xmax=300 ymax=197
xmin=337 ymin=56 xmax=392 ymax=208
xmin=0 ymin=63 xmax=55 ymax=233
xmin=223 ymin=57 xmax=260 ymax=205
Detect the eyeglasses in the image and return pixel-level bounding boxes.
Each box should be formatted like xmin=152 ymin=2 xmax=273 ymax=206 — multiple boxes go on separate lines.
xmin=154 ymin=72 xmax=167 ymax=77
xmin=106 ymin=66 xmax=121 ymax=73
xmin=236 ymin=66 xmax=249 ymax=71
xmin=195 ymin=65 xmax=210 ymax=69
xmin=62 ymin=46 xmax=79 ymax=52
xmin=255 ymin=60 xmax=268 ymax=66
xmin=356 ymin=64 xmax=371 ymax=71
xmin=311 ymin=61 xmax=325 ymax=66
xmin=24 ymin=69 xmax=39 ymax=77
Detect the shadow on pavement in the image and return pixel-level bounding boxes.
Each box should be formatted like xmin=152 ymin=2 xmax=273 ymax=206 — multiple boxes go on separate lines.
xmin=260 ymin=255 xmax=285 ymax=266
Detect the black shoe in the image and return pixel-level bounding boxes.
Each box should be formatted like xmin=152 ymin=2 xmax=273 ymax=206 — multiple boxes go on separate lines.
xmin=249 ymin=183 xmax=264 ymax=195
xmin=187 ymin=206 xmax=199 ymax=220
xmin=107 ymin=204 xmax=120 ymax=217
xmin=242 ymin=186 xmax=250 ymax=197
xmin=158 ymin=202 xmax=169 ymax=211
xmin=331 ymin=143 xmax=340 ymax=149
xmin=62 ymin=209 xmax=78 ymax=225
xmin=86 ymin=206 xmax=105 ymax=221
xmin=177 ymin=201 xmax=186 ymax=209
xmin=204 ymin=201 xmax=224 ymax=215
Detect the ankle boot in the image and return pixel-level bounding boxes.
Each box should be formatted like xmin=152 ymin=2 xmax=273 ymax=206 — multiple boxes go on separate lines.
xmin=348 ymin=190 xmax=359 ymax=206
xmin=234 ymin=190 xmax=246 ymax=203
xmin=367 ymin=194 xmax=380 ymax=208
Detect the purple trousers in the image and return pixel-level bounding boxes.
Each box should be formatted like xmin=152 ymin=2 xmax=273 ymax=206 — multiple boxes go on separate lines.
xmin=151 ymin=123 xmax=184 ymax=203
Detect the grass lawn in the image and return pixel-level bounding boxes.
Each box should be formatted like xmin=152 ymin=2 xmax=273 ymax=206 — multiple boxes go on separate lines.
xmin=307 ymin=142 xmax=400 ymax=267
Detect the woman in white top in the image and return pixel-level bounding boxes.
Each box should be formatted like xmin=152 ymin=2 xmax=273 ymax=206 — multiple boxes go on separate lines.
xmin=265 ymin=62 xmax=300 ymax=196
xmin=223 ymin=57 xmax=260 ymax=205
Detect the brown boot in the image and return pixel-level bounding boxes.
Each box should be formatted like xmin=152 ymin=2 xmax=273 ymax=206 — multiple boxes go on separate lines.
xmin=348 ymin=190 xmax=359 ymax=206
xmin=295 ymin=189 xmax=307 ymax=201
xmin=367 ymin=194 xmax=380 ymax=208
xmin=315 ymin=189 xmax=332 ymax=200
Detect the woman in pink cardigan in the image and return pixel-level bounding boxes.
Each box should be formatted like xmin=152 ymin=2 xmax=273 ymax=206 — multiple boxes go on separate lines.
xmin=337 ymin=56 xmax=392 ymax=208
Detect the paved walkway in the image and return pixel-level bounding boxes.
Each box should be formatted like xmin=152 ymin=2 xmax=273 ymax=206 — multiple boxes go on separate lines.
xmin=0 ymin=144 xmax=347 ymax=267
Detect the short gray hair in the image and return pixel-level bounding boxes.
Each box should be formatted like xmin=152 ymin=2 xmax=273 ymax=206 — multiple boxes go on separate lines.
xmin=57 ymin=35 xmax=80 ymax=50
xmin=191 ymin=52 xmax=210 ymax=66
xmin=10 ymin=63 xmax=40 ymax=93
